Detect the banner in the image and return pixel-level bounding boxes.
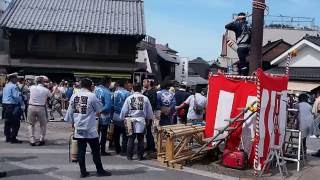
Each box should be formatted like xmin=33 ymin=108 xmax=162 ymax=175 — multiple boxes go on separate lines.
xmin=205 ymin=75 xmax=257 ymax=158
xmin=252 ymin=69 xmax=288 ymax=170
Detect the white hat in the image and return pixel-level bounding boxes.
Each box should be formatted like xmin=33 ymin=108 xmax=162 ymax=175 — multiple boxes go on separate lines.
xmin=7 ymin=72 xmax=18 ymax=78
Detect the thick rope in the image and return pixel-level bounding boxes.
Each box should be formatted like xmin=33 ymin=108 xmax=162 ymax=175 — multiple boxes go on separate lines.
xmin=253 ymin=76 xmax=261 ymax=173
xmin=252 ymin=0 xmax=269 ymax=16
xmin=285 ymin=54 xmax=291 ymax=77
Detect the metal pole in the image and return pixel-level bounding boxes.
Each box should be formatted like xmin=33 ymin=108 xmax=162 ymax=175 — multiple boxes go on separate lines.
xmin=248 ymin=0 xmax=265 ymax=74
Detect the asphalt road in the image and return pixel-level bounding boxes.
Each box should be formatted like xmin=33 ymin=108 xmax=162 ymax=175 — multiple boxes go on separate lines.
xmin=0 ymin=120 xmax=218 ymax=180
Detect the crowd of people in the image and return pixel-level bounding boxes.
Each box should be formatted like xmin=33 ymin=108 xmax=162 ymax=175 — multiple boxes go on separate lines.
xmin=3 ymin=72 xmax=319 ymax=179
xmin=292 ymin=93 xmax=320 ymax=157
xmin=0 ymin=73 xmax=208 ymax=178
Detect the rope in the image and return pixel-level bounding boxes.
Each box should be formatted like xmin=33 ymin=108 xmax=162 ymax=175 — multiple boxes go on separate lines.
xmin=253 ymin=76 xmax=261 ymax=172
xmin=251 ymin=0 xmax=269 ymax=16
xmin=285 ymin=54 xmax=291 ymax=77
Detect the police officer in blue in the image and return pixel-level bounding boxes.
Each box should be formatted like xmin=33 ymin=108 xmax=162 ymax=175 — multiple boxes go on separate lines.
xmin=112 ymin=79 xmax=130 ymax=155
xmin=2 ymin=72 xmax=24 ymax=143
xmin=94 ymin=76 xmax=113 ymax=156
xmin=157 ymin=81 xmax=176 ymax=126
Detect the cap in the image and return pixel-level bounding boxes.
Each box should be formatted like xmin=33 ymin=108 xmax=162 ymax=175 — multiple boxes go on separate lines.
xmin=7 ymin=72 xmax=18 ymax=78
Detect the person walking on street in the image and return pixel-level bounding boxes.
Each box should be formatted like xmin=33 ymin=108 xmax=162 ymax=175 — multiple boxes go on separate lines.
xmin=312 ymin=95 xmax=320 ymax=157
xmin=174 ymin=83 xmax=191 ymax=124
xmin=65 ymin=78 xmax=111 ymax=178
xmin=49 ymin=85 xmax=64 ymax=121
xmin=17 ymin=76 xmax=29 ymax=120
xmin=112 ymin=80 xmax=130 ymax=155
xmin=94 ymin=76 xmax=113 ymax=156
xmin=296 ymin=94 xmax=314 ymax=153
xmin=157 ymin=81 xmax=176 ymax=126
xmin=176 ymin=85 xmax=207 ymax=125
xmin=28 ymin=76 xmax=51 ymax=146
xmin=2 ymin=73 xmax=24 ymax=143
xmin=143 ymin=79 xmax=157 ymax=153
xmin=120 ymin=84 xmax=154 ymax=160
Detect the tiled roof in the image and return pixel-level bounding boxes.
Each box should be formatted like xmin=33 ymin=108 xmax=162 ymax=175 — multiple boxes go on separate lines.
xmin=262 ymin=39 xmax=291 ymax=55
xmin=0 ymin=0 xmax=145 ymax=36
xmin=156 ymin=44 xmax=178 ymax=54
xmin=305 ymin=35 xmax=320 ymax=46
xmin=187 ymin=75 xmax=208 ymax=85
xmin=156 ymin=47 xmax=179 ymax=64
xmin=267 ymin=67 xmax=320 ymax=81
xmin=190 ymin=57 xmax=209 ymax=64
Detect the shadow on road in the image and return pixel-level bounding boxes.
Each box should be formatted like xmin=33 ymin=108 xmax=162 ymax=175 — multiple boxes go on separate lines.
xmin=111 ymin=167 xmax=147 ymax=176
xmin=2 ymin=156 xmax=37 ymax=162
xmin=5 ymin=167 xmax=58 ymax=178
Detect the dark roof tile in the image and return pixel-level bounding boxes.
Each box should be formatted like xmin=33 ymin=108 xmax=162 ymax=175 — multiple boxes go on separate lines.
xmin=305 ymin=35 xmax=320 ymax=46
xmin=0 ymin=0 xmax=145 ymax=36
xmin=267 ymin=67 xmax=320 ymax=81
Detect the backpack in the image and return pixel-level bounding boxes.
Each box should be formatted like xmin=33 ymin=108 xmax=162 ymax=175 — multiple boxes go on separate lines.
xmin=193 ymin=95 xmax=204 ymax=115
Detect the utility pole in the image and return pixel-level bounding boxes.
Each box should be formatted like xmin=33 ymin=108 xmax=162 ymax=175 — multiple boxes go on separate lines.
xmin=248 ymin=0 xmax=266 ymax=74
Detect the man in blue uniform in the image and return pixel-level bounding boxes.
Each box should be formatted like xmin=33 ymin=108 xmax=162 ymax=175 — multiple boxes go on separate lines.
xmin=94 ymin=76 xmax=113 ymax=156
xmin=112 ymin=80 xmax=130 ymax=155
xmin=143 ymin=79 xmax=157 ymax=153
xmin=2 ymin=73 xmax=24 ymax=143
xmin=65 ymin=78 xmax=111 ymax=178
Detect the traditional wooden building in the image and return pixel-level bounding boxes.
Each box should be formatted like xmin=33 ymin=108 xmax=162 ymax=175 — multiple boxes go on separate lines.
xmin=188 ymin=57 xmax=210 ymax=79
xmin=268 ymin=35 xmax=320 ymax=95
xmin=262 ymin=39 xmax=291 ymax=70
xmin=0 ymin=0 xmax=145 ymax=82
xmin=136 ymin=37 xmax=179 ymax=82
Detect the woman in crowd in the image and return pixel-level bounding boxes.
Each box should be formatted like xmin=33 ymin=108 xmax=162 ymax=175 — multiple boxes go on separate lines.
xmin=297 ymin=94 xmax=314 ymax=153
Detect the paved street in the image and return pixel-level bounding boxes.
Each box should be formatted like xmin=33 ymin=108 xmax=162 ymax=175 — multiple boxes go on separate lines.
xmin=0 ymin=120 xmax=218 ymax=180
xmin=1 ymin=118 xmax=320 ymax=180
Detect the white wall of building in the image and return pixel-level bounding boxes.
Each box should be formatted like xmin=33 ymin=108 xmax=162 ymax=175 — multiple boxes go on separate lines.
xmin=175 ymin=57 xmax=189 ymax=83
xmin=263 ymin=28 xmax=319 ymax=45
xmin=279 ymin=45 xmax=320 ymax=67
xmin=135 ymin=49 xmax=152 ymax=73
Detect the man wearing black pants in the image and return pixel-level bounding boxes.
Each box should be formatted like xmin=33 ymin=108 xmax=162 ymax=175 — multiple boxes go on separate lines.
xmin=120 ymin=84 xmax=154 ymax=160
xmin=65 ymin=78 xmax=111 ymax=178
xmin=225 ymin=12 xmax=251 ymax=76
xmin=94 ymin=76 xmax=113 ymax=156
xmin=112 ymin=80 xmax=130 ymax=155
xmin=143 ymin=79 xmax=157 ymax=153
xmin=2 ymin=73 xmax=23 ymax=144
xmin=127 ymin=133 xmax=145 ymax=160
xmin=113 ymin=124 xmax=127 ymax=155
xmin=77 ymin=138 xmax=104 ymax=175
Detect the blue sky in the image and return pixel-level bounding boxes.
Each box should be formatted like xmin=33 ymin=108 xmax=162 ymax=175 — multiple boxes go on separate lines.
xmin=144 ymin=0 xmax=320 ymax=61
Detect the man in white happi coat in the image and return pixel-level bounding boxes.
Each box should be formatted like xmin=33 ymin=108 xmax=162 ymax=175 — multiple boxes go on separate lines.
xmin=65 ymin=78 xmax=111 ymax=178
xmin=120 ymin=83 xmax=153 ymax=160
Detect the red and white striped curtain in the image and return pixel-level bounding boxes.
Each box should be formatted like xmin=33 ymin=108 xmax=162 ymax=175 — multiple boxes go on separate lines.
xmin=205 ymin=69 xmax=288 ymax=169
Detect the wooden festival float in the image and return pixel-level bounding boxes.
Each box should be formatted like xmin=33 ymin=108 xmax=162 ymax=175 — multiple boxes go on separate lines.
xmin=156 ymin=51 xmax=295 ymax=179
